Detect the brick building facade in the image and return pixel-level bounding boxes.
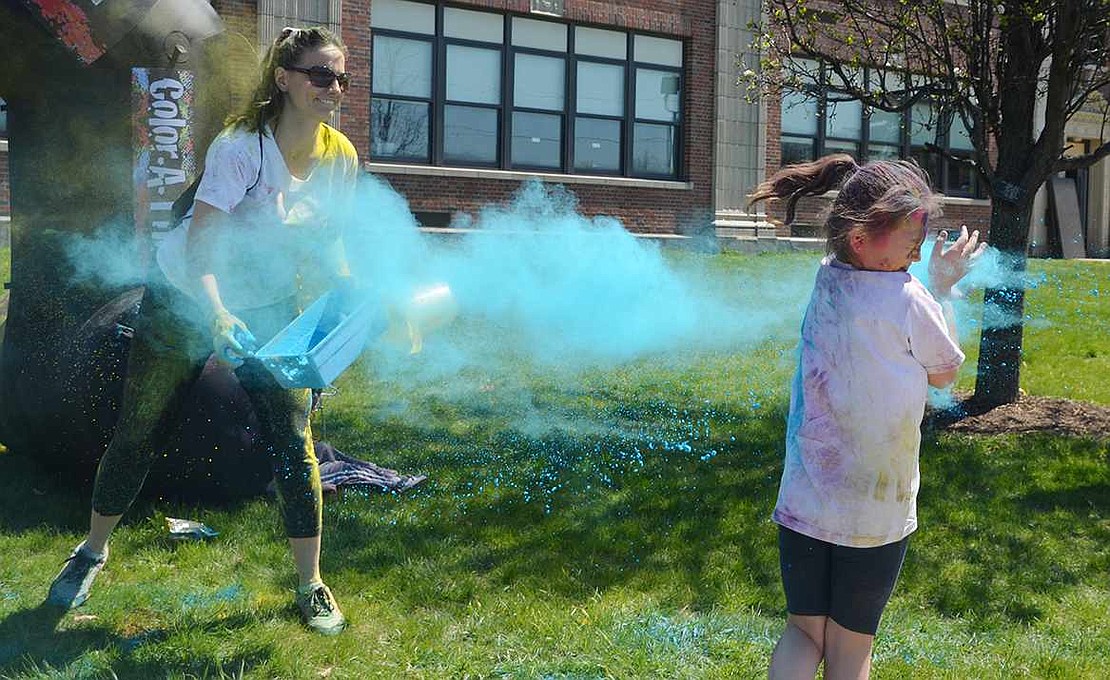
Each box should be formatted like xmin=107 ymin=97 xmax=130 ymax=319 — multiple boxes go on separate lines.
xmin=0 ymin=140 xmax=8 ymax=221
xmin=1 ymin=0 xmax=1107 ymax=255
xmin=1 ymin=98 xmax=8 ymax=231
xmin=348 ymin=0 xmax=719 ymax=235
xmin=762 ymin=68 xmax=994 ymax=240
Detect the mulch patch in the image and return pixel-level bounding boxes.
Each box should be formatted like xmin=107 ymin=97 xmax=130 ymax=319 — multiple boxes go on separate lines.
xmin=929 ymin=393 xmax=1110 ymax=441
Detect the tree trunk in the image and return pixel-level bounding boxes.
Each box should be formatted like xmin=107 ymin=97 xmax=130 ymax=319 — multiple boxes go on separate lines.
xmin=971 ymin=199 xmax=1034 ymax=408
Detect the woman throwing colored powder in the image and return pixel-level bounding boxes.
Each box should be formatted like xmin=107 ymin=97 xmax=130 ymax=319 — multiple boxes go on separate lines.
xmin=46 ymin=26 xmax=358 ymax=635
xmin=748 ymin=155 xmax=985 ymax=678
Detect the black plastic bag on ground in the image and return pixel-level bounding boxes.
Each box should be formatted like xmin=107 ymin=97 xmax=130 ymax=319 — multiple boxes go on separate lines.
xmin=48 ymin=287 xmax=423 ymax=501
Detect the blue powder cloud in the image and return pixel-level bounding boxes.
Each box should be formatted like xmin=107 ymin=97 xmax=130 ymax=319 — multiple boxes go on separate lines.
xmin=341 ymin=178 xmax=813 ymax=371
xmin=68 ymin=177 xmax=1057 ymax=431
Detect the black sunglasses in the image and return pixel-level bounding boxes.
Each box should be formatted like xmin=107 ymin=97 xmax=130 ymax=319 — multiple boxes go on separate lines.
xmin=285 ymin=65 xmax=351 ymax=91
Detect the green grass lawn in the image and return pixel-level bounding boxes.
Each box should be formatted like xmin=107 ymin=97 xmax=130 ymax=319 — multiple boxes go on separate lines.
xmin=0 ymin=251 xmax=1107 ymax=678
xmin=1 ymin=245 xmax=9 ymax=291
xmin=996 ymin=259 xmax=1110 ymax=402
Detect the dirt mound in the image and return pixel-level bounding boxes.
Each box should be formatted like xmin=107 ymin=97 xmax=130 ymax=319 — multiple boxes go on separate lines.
xmin=931 ymin=394 xmax=1110 ymax=440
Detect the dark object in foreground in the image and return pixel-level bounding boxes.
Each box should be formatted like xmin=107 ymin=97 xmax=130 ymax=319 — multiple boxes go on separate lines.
xmin=27 ymin=287 xmax=426 ymax=500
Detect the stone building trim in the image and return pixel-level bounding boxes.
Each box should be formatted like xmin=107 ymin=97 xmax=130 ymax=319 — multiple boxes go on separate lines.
xmin=364 ymin=162 xmax=692 ymax=190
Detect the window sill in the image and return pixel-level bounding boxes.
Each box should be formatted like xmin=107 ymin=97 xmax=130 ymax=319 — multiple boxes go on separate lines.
xmin=364 ymin=162 xmax=693 ymax=191
xmin=816 ymin=189 xmax=990 ymax=207
xmin=937 ymin=194 xmax=990 ymax=207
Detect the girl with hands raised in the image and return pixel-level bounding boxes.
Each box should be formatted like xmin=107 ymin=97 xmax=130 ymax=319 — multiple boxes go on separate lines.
xmin=928 ymin=224 xmax=987 ymax=300
xmin=749 ymin=155 xmax=985 ymax=679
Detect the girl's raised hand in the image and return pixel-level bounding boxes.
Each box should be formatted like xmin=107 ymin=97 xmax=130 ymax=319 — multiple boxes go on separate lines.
xmin=928 ymin=224 xmax=987 ymax=297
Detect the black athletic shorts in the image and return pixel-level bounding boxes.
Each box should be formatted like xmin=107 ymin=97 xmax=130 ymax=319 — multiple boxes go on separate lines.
xmin=778 ymin=525 xmax=909 ymax=635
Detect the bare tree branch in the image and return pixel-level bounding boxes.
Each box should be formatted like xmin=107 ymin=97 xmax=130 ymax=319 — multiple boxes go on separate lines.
xmin=1028 ymin=2 xmax=1085 ymax=189
xmin=1054 ymin=139 xmax=1110 ymax=171
xmin=923 ymin=141 xmax=981 ymax=172
xmin=756 ymin=0 xmax=1110 ymax=192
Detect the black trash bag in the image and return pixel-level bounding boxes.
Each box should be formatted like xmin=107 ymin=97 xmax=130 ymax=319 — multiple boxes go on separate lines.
xmin=51 ymin=287 xmax=423 ymax=501
xmin=53 ymin=286 xmax=269 ymax=499
xmin=55 ymin=286 xmax=147 ymax=486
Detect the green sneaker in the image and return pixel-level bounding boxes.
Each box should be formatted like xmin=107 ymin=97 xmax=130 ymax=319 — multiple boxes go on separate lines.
xmin=46 ymin=542 xmax=107 ymax=609
xmin=295 ymin=584 xmax=346 ymax=635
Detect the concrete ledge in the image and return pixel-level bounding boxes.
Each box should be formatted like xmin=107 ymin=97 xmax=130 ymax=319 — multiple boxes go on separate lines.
xmin=816 ymin=188 xmax=990 ymax=208
xmin=417 ymin=226 xmax=698 ymax=241
xmin=365 ymin=162 xmax=693 ymax=191
xmin=716 ymin=234 xmax=825 ymax=254
xmin=938 ymin=194 xmax=991 ymax=207
xmin=714 ymin=210 xmax=777 ymax=240
xmin=418 ymin=226 xmax=825 ymax=254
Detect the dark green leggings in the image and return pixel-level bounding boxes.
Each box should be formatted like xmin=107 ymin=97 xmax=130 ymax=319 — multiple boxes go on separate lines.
xmin=91 ymin=283 xmax=322 ymax=538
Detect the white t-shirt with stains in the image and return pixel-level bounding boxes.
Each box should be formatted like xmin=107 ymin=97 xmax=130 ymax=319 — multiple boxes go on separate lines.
xmin=156 ymin=123 xmax=358 ymax=312
xmin=773 ymin=256 xmax=965 ymax=548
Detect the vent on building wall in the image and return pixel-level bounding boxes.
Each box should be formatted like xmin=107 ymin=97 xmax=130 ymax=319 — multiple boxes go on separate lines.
xmin=414 ymin=211 xmax=453 ymax=228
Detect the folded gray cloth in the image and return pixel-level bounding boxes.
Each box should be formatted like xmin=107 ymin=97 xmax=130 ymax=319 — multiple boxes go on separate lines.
xmin=266 ymin=440 xmax=427 ymax=496
xmin=314 ymin=441 xmax=427 ymax=494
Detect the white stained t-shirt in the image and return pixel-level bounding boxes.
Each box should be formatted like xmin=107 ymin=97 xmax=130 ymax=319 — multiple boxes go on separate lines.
xmin=157 ymin=122 xmax=359 ymax=311
xmin=773 ymin=256 xmax=965 ymax=548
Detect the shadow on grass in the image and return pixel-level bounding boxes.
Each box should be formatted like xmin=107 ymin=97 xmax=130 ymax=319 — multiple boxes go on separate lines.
xmin=0 ymin=604 xmax=274 ymax=678
xmin=0 ymin=444 xmax=269 ymax=536
xmin=321 ymin=393 xmax=1110 ymax=628
xmin=902 ymin=431 xmax=1110 ymax=625
xmin=324 ymin=396 xmax=790 ymax=613
xmin=0 ymin=452 xmax=93 ymax=534
xmin=0 ymin=605 xmax=70 ymax=670
xmin=1021 ymin=480 xmax=1109 ymax=514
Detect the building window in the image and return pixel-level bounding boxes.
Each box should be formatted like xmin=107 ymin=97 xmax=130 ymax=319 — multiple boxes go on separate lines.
xmin=370 ymin=0 xmax=685 ymax=179
xmin=780 ymin=61 xmax=984 ymax=198
xmin=780 ymin=62 xmax=819 ymax=166
xmin=0 ymin=97 xmax=7 ymax=138
xmin=574 ymin=27 xmax=626 ymax=174
xmin=866 ymin=69 xmax=902 ymax=161
xmin=510 ymin=17 xmax=566 ymax=170
xmin=443 ymin=7 xmax=503 ymax=165
xmin=631 ymin=35 xmax=682 ymax=178
xmin=444 ymin=43 xmax=502 ymax=165
xmin=943 ymin=113 xmax=981 ymax=197
xmin=823 ymin=69 xmax=863 ymax=158
xmin=908 ymin=98 xmax=942 ymax=195
xmin=372 ymin=1 xmax=435 ymax=161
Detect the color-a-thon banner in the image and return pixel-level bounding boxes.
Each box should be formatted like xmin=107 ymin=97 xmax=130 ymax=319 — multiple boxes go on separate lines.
xmin=132 ymin=67 xmax=197 ymax=262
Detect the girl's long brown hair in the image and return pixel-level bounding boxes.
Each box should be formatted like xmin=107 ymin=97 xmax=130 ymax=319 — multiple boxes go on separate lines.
xmin=748 ymin=154 xmax=940 ymax=262
xmin=225 ymin=26 xmax=347 ymax=133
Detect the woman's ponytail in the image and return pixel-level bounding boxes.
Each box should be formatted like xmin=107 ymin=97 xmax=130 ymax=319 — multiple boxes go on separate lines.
xmin=748 ymin=154 xmax=859 ymax=225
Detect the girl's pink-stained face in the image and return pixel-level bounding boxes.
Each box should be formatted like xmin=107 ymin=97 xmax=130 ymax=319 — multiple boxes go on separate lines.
xmin=853 ymin=210 xmax=929 ymax=272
